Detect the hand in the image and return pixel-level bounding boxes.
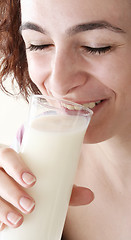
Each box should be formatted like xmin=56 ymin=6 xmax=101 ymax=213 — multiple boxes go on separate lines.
xmin=0 ymin=146 xmax=36 ymax=230
xmin=70 ymin=185 xmax=94 ymax=206
xmin=0 ymin=146 xmax=94 ymax=231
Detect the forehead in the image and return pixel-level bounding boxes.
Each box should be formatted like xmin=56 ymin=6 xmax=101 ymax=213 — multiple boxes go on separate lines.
xmin=20 ymin=0 xmax=130 ymax=33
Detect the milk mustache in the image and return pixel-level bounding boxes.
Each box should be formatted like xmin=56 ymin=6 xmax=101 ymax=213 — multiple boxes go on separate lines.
xmin=1 ymin=114 xmax=90 ymax=240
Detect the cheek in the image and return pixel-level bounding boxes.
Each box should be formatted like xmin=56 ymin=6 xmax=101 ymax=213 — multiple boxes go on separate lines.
xmin=26 ymin=53 xmax=51 ymax=87
xmin=95 ymin=62 xmax=131 ymax=116
xmin=92 ymin=53 xmax=131 ymax=94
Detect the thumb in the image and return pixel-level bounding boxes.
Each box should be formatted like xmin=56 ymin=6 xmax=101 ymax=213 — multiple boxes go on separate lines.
xmin=69 ymin=185 xmax=94 ymax=206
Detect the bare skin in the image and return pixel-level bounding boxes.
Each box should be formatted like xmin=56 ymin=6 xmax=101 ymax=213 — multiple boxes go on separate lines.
xmin=0 ymin=0 xmax=131 ymax=239
xmin=20 ymin=0 xmax=131 ymax=239
xmin=64 ymin=141 xmax=131 ymax=240
xmin=0 ymin=146 xmax=93 ymax=231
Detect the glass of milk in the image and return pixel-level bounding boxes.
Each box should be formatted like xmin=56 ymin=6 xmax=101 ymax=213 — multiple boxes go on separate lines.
xmin=1 ymin=95 xmax=93 ymax=240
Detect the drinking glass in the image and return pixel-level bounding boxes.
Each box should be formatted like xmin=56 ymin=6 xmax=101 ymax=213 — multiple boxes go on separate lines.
xmin=1 ymin=95 xmax=93 ymax=240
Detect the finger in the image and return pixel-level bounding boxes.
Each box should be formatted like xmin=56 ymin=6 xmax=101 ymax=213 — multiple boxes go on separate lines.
xmin=0 ymin=169 xmax=35 ymax=215
xmin=69 ymin=185 xmax=94 ymax=206
xmin=0 ymin=147 xmax=36 ymax=188
xmin=0 ymin=198 xmax=23 ymax=228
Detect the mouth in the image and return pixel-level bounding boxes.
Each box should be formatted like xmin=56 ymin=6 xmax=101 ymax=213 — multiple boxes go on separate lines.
xmin=61 ymin=100 xmax=103 ymax=110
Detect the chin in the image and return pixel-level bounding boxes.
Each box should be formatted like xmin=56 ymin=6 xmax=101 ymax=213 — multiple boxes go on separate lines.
xmin=83 ymin=123 xmax=115 ymax=144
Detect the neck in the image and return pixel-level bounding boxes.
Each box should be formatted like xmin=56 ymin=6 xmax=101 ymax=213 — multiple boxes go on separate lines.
xmin=98 ymin=134 xmax=131 ymax=162
xmin=82 ymin=132 xmax=131 ymax=187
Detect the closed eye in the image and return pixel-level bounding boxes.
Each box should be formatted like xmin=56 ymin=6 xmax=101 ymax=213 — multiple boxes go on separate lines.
xmin=27 ymin=44 xmax=53 ymax=51
xmin=82 ymin=46 xmax=112 ymax=55
xmin=27 ymin=44 xmax=112 ymax=55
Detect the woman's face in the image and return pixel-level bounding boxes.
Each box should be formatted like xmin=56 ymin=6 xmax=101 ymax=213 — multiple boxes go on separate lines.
xmin=21 ymin=0 xmax=131 ymax=143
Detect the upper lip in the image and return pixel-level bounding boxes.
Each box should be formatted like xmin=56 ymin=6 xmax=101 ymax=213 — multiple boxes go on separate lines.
xmin=62 ymin=99 xmax=106 ymax=104
xmin=48 ymin=92 xmax=107 ymax=104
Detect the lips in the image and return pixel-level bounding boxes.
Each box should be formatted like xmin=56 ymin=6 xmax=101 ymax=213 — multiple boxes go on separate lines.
xmin=61 ymin=100 xmax=103 ymax=110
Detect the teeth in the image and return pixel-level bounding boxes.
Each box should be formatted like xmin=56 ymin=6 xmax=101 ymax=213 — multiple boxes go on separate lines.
xmin=74 ymin=105 xmax=82 ymax=110
xmin=83 ymin=102 xmax=95 ymax=109
xmin=64 ymin=104 xmax=75 ymax=110
xmin=61 ymin=100 xmax=102 ymax=110
xmin=95 ymin=100 xmax=101 ymax=105
xmin=83 ymin=101 xmax=102 ymax=109
xmin=61 ymin=103 xmax=82 ymax=110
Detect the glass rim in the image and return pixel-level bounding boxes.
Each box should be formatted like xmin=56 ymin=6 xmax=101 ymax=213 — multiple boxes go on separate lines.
xmin=30 ymin=94 xmax=93 ymax=117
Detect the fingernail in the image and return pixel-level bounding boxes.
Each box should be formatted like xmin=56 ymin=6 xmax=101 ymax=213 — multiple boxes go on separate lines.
xmin=22 ymin=172 xmax=36 ymax=185
xmin=19 ymin=197 xmax=35 ymax=212
xmin=7 ymin=212 xmax=22 ymax=225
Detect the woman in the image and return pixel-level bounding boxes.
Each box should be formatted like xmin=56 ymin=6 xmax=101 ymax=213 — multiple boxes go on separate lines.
xmin=0 ymin=0 xmax=131 ymax=239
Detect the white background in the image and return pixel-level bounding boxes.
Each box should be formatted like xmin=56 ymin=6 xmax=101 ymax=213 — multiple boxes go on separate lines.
xmin=0 ymin=79 xmax=29 ymax=145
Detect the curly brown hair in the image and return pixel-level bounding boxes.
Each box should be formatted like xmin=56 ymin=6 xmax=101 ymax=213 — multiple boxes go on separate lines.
xmin=0 ymin=0 xmax=40 ymax=101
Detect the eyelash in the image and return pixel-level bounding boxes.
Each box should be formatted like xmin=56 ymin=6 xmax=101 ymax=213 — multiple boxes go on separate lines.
xmin=27 ymin=44 xmax=53 ymax=51
xmin=27 ymin=44 xmax=111 ymax=55
xmin=82 ymin=46 xmax=112 ymax=55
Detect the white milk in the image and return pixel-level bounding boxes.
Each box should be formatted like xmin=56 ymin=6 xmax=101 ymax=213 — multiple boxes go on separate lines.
xmin=1 ymin=114 xmax=89 ymax=240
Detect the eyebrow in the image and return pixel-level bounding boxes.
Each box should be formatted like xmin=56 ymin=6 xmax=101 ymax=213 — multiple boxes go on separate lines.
xmin=20 ymin=20 xmax=125 ymax=35
xmin=67 ymin=21 xmax=125 ymax=35
xmin=20 ymin=22 xmax=48 ymax=34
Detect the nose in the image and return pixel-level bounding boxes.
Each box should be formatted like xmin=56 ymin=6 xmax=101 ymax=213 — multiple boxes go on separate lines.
xmin=46 ymin=47 xmax=86 ymax=97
